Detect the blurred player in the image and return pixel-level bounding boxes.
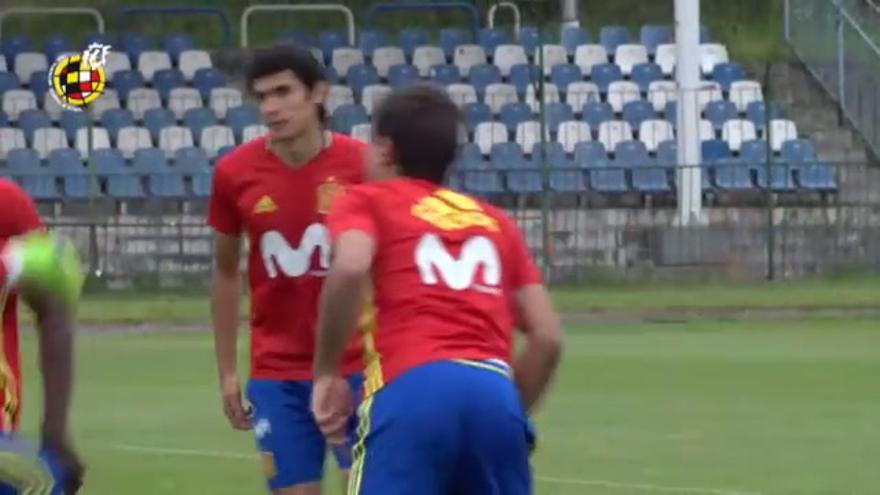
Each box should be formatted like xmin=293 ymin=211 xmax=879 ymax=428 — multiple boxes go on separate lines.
xmin=0 ymin=178 xmax=85 ymax=495
xmin=312 ymin=86 xmax=563 ymax=494
xmin=208 ymin=45 xmax=365 ymax=495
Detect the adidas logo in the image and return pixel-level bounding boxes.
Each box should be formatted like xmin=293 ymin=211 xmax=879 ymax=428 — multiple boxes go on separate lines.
xmin=253 ymin=195 xmax=277 ymax=214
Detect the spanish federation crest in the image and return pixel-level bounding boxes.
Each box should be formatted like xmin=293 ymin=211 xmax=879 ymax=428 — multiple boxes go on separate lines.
xmin=317 ymin=176 xmax=344 ymax=214
xmin=48 ymin=43 xmax=111 ymax=111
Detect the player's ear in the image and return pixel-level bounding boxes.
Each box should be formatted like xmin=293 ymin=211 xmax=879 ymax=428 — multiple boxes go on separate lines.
xmin=312 ymin=81 xmax=330 ymax=106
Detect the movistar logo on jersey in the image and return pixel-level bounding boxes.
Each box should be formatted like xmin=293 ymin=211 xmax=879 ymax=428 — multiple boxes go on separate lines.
xmin=415 ymin=233 xmax=501 ymax=294
xmin=260 ymin=224 xmax=330 ymax=278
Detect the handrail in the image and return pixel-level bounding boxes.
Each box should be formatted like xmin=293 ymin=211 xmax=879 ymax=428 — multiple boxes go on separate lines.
xmin=364 ymin=2 xmax=480 ymax=39
xmin=119 ymin=7 xmax=232 ymax=47
xmin=0 ymin=7 xmax=104 ymax=40
xmin=834 ymin=0 xmax=880 ymax=56
xmin=241 ymin=4 xmax=356 ymax=48
xmin=487 ymin=2 xmax=521 ymax=36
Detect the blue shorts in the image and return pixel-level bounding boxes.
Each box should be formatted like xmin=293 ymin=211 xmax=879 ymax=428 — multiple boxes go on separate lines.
xmin=348 ymin=360 xmax=535 ymax=495
xmin=0 ymin=435 xmax=69 ymax=495
xmin=247 ymin=374 xmax=363 ymax=490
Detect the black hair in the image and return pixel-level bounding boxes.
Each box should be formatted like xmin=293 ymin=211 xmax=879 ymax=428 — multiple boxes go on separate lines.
xmin=373 ymin=86 xmax=461 ymax=184
xmin=246 ymin=44 xmax=329 ymax=124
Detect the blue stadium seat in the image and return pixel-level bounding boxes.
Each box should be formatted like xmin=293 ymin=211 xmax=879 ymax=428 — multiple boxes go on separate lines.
xmin=704 ymin=100 xmax=738 ymax=130
xmin=388 ymin=64 xmax=420 ymax=88
xmin=530 ymin=142 xmax=568 ymax=167
xmin=399 ymin=29 xmax=429 ymax=58
xmin=7 ymin=149 xmax=42 ymax=175
xmin=148 ymin=173 xmax=186 ymax=198
xmin=225 ymin=104 xmax=260 ymax=141
xmin=701 ymin=139 xmax=732 ymax=161
xmin=0 ymin=73 xmax=22 ymax=94
xmin=153 ymin=69 xmax=185 ymax=101
xmin=468 ymin=64 xmax=502 ymax=95
xmin=615 ymin=140 xmax=650 ymax=166
xmin=574 ymin=141 xmax=609 ymax=167
xmin=132 ymin=148 xmax=168 ymax=173
xmin=456 ymin=142 xmax=484 ymax=170
xmin=440 ymin=28 xmax=471 ymax=58
xmin=590 ymin=63 xmax=623 ymax=93
xmin=84 ymin=33 xmax=112 ymax=47
xmin=740 ymin=139 xmax=770 ymax=167
xmin=111 ymin=70 xmax=146 ymax=101
xmin=550 ymin=64 xmax=583 ymax=91
xmin=755 ymin=161 xmax=797 ymax=191
xmin=640 ymin=25 xmax=672 ymax=55
xmin=100 ymin=109 xmax=136 ymax=141
xmin=490 ymin=142 xmax=525 ymax=169
xmin=28 ymin=71 xmax=50 ymax=103
xmin=193 ymin=68 xmax=227 ymax=101
xmin=163 ymin=33 xmax=195 ymax=63
xmin=359 ymin=29 xmax=389 ymax=57
xmin=463 ymin=102 xmax=492 ymax=133
xmin=48 ymin=149 xmax=85 ymax=175
xmin=599 ymin=25 xmax=630 ymax=53
xmin=173 ymin=146 xmax=211 ymax=174
xmin=277 ymin=31 xmax=312 ymax=47
xmin=478 ymin=28 xmax=509 ymax=55
xmin=59 ymin=111 xmax=88 ymax=142
xmin=331 ymin=104 xmax=369 ymax=134
xmin=62 ymin=175 xmax=98 ymax=199
xmin=499 ymin=103 xmax=533 ymax=133
xmin=108 ymin=174 xmax=147 ymax=199
xmin=714 ymin=157 xmax=754 ymax=190
xmin=544 ymin=102 xmax=574 ymax=133
xmin=324 ymin=65 xmax=340 ymax=84
xmin=631 ymin=63 xmax=663 ymax=92
xmin=509 ymin=64 xmax=540 ymax=95
xmin=92 ymin=148 xmax=126 ymax=177
xmin=746 ymin=101 xmax=782 ymax=131
xmin=561 ymin=26 xmax=591 ymax=55
xmin=215 ymin=145 xmax=235 ymax=162
xmin=711 ymin=62 xmax=745 ymax=91
xmin=664 ymin=101 xmax=677 ymax=125
xmin=183 ymin=108 xmax=218 ymax=141
xmin=346 ymin=64 xmax=380 ymax=97
xmin=780 ymin=139 xmax=817 ymax=164
xmin=622 ymin=100 xmax=655 ymax=129
xmin=517 ymin=27 xmax=539 ymax=57
xmin=630 ymin=157 xmax=671 ymax=193
xmin=550 ymin=169 xmax=588 ymax=192
xmin=588 ymin=158 xmax=628 ymax=193
xmin=18 ymin=109 xmax=51 ymax=142
xmin=462 ymin=170 xmax=504 ymax=195
xmin=656 ymin=140 xmax=677 ymax=167
xmin=143 ymin=108 xmax=176 ymax=141
xmin=0 ymin=110 xmax=8 ymax=127
xmin=507 ymin=170 xmax=543 ymax=193
xmin=192 ymin=172 xmax=213 ymax=198
xmin=2 ymin=35 xmax=32 ymax=63
xmin=121 ymin=33 xmax=153 ymax=61
xmin=582 ymin=102 xmax=614 ymax=128
xmin=430 ymin=64 xmax=461 ymax=85
xmin=797 ymin=162 xmax=838 ymax=191
xmin=22 ymin=175 xmax=60 ymax=200
xmin=319 ymin=30 xmax=349 ymax=61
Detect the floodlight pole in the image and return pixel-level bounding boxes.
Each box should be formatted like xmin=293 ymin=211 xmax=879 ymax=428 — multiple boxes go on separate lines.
xmin=674 ymin=0 xmax=706 ymax=226
xmin=560 ymin=0 xmax=579 ymax=28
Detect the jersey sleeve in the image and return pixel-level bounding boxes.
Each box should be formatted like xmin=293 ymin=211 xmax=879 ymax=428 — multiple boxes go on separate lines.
xmin=327 ymin=186 xmax=377 ymax=242
xmin=501 ymin=213 xmax=543 ymax=289
xmin=207 ymin=161 xmax=242 ymax=236
xmin=0 ymin=179 xmax=43 ymax=235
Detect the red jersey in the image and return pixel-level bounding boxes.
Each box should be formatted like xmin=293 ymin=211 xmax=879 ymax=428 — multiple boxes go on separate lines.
xmin=327 ymin=178 xmax=543 ymax=396
xmin=0 ymin=178 xmax=43 ymax=432
xmin=208 ymin=133 xmax=367 ymax=380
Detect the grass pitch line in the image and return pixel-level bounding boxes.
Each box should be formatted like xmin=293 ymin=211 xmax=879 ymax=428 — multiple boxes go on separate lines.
xmin=103 ymin=443 xmax=760 ymax=495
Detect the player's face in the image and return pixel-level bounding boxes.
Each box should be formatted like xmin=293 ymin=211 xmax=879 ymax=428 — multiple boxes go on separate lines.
xmin=252 ymin=70 xmax=327 ymax=141
xmin=365 ymin=137 xmax=397 ymax=181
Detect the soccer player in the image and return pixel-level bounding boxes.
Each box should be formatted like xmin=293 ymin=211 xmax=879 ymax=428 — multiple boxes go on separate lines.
xmin=208 ymin=45 xmax=365 ymax=495
xmin=311 ymin=86 xmax=563 ymax=494
xmin=0 ymin=178 xmax=85 ymax=495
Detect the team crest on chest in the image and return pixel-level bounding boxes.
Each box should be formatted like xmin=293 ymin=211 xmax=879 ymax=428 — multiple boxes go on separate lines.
xmin=316 ymin=176 xmax=344 ymax=214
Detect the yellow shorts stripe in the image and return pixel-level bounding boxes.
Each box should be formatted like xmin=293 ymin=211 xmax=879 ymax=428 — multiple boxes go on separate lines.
xmin=0 ymin=450 xmax=54 ymax=494
xmin=347 ymin=395 xmax=374 ymax=495
xmin=0 ymin=290 xmax=17 ymax=430
xmin=451 ymin=359 xmax=512 ymax=379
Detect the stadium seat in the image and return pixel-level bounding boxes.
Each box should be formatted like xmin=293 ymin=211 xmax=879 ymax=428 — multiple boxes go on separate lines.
xmin=429 ymin=64 xmax=461 ymax=85
xmin=704 ymin=100 xmax=738 ymax=130
xmin=413 ymin=47 xmax=446 ymax=78
xmin=573 ymin=44 xmax=608 ymax=75
xmin=600 ymin=26 xmax=631 ymax=53
xmin=148 ymin=172 xmax=187 ymax=198
xmin=616 ymin=140 xmax=650 ymax=165
xmin=372 ymin=47 xmax=406 ymax=79
xmin=200 ymin=125 xmax=235 ymax=158
xmin=614 ymin=44 xmax=648 ymax=76
xmin=0 ymin=55 xmax=6 ymax=73
xmin=225 ymin=103 xmax=260 ymax=140
xmin=780 ymin=139 xmax=816 ymax=164
xmin=464 ymin=102 xmax=492 ymax=133
xmin=525 ymin=83 xmax=561 ymax=114
xmin=490 ymin=142 xmax=524 ymax=169
xmin=330 ymin=104 xmax=368 ymax=134
xmin=562 ymin=26 xmax=591 ymax=55
xmin=158 ymin=126 xmax=195 ymax=157
xmin=111 ymin=70 xmax=146 ymax=102
xmin=588 ymin=157 xmax=629 ymax=193
xmin=163 ymin=33 xmax=195 ymax=63
xmin=319 ymin=30 xmax=349 ymax=62
xmin=61 ymin=174 xmax=99 ymax=199
xmin=27 ymin=71 xmax=49 ymax=104
xmin=127 ymin=88 xmax=163 ymax=120
xmin=2 ymin=35 xmax=32 ymax=64
xmin=387 ymin=64 xmax=420 ymax=89
xmin=209 ymin=88 xmax=243 ymax=120
xmin=116 ymin=126 xmax=153 ymax=159
xmin=108 ymin=174 xmax=147 ymax=199
xmin=32 ymin=127 xmax=68 ymax=159
xmin=640 ymin=25 xmax=672 ymax=55
xmin=574 ymin=141 xmax=609 ymax=165
xmin=544 ymin=102 xmax=574 ymax=134
xmin=655 ymin=44 xmax=676 ymax=76
xmin=478 ymin=28 xmax=509 ymax=55
xmin=582 ymin=101 xmax=615 ymax=128
xmin=331 ymin=48 xmax=365 ymax=78
xmin=713 ymin=157 xmax=754 ymax=190
xmin=22 ymin=175 xmax=60 ymax=201
xmin=493 ymin=45 xmax=528 ymax=78
xmin=469 ymin=64 xmax=503 ymax=96
xmin=656 ymin=140 xmax=678 ymax=167
xmin=351 ymin=123 xmax=372 ymax=143
xmin=797 ymin=161 xmax=838 ymax=191
xmin=440 ymin=28 xmax=471 ymax=58
xmin=88 ymin=32 xmax=114 ymax=46
xmin=712 ymin=62 xmax=745 ymax=91
xmin=453 ymin=45 xmax=487 ymax=77
xmin=664 ymin=101 xmax=678 ymax=125
xmin=607 ymin=81 xmax=640 ymax=113
xmin=277 ymin=30 xmax=312 ymax=48
xmin=631 ymin=63 xmax=663 ymax=92
xmin=550 ymin=64 xmax=583 ymax=92
xmin=346 ymin=64 xmax=380 ymax=98
xmin=132 ymin=148 xmax=168 ymax=174
xmin=507 ymin=169 xmax=544 ymax=193
xmin=0 ymin=110 xmax=7 ymax=127
xmin=104 ymin=52 xmax=132 ymax=79
xmin=18 ymin=109 xmax=51 ymax=142
xmin=755 ymin=160 xmax=796 ymax=192
xmin=700 ymin=43 xmax=729 ymax=75
xmin=2 ymin=89 xmax=36 ymax=121
xmin=1 ymin=130 xmax=28 ymax=160
xmin=530 ymin=142 xmax=568 ymax=166
xmin=768 ymin=119 xmax=799 ymax=152
xmin=359 ymin=30 xmax=389 ymax=58
xmin=183 ymin=107 xmax=218 ymax=141
xmin=40 ymin=90 xmax=65 ymax=122
xmin=0 ymin=73 xmax=21 ymax=95
xmin=533 ymin=45 xmax=568 ymax=76
xmin=484 ymin=83 xmax=519 ymax=115
xmin=168 ymin=88 xmax=203 ymax=120
xmin=699 ymin=119 xmax=717 ymax=141
xmin=591 ymin=63 xmax=623 ymax=93
xmin=193 ymin=68 xmax=226 ymax=101
xmin=730 ymin=80 xmax=764 ymax=113
xmin=462 ymin=170 xmax=504 ymax=195
xmin=91 ymin=148 xmax=126 ymax=177
xmin=499 ymin=102 xmax=532 ymax=133
xmin=508 ymin=64 xmax=539 ymax=95
xmin=143 ymin=108 xmax=176 ymax=141
xmin=557 ymin=120 xmax=592 ymax=153
xmin=746 ymin=101 xmax=781 ymax=131
xmin=474 ymin=122 xmax=509 ymax=155
xmin=74 ymin=127 xmax=111 ymax=155
xmin=702 ymin=139 xmax=732 ymax=161
xmin=399 ymin=29 xmax=429 ymax=59
xmin=192 ymin=172 xmax=213 ymax=197
xmin=43 ymin=34 xmax=72 ymax=62
xmin=696 ymin=81 xmax=724 ymax=112
xmin=137 ymin=51 xmax=172 ymax=82
xmin=8 ymin=148 xmax=43 ymax=177
xmin=121 ymin=33 xmax=153 ymax=62
xmin=518 ymin=26 xmax=551 ymax=59
xmin=325 ymin=85 xmax=355 ymax=115
xmin=722 ymin=119 xmax=757 ymax=152
xmin=179 ymin=50 xmax=212 ymax=82
xmin=361 ymin=84 xmax=392 ymax=116
xmin=47 ymin=148 xmax=83 ymax=174
xmin=14 ymin=52 xmax=48 ymax=82
xmin=445 ymin=83 xmax=478 ymax=109
xmin=616 ymin=140 xmax=668 ymax=192
xmin=89 ymin=89 xmax=121 ymax=119
xmin=152 ymin=68 xmax=185 ymax=101
xmin=598 ymin=120 xmax=633 ymax=151
xmin=639 ymin=119 xmax=674 ymax=152
xmin=242 ymin=124 xmax=267 ymax=143
xmin=566 ymin=81 xmax=601 ymax=111
xmin=57 ymin=111 xmax=87 ymax=143
xmin=622 ymin=100 xmax=656 ymax=129
xmin=173 ymin=146 xmax=211 ymax=174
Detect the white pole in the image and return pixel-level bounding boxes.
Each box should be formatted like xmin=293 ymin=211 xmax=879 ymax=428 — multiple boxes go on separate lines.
xmin=675 ymin=0 xmax=706 ymax=226
xmin=560 ymin=0 xmax=580 ymax=28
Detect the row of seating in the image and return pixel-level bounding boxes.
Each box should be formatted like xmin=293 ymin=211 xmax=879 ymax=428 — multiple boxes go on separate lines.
xmin=3 ymin=147 xmax=221 ymax=176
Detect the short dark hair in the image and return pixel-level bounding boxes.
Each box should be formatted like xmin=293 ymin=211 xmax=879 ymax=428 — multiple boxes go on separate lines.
xmin=246 ymin=44 xmax=328 ymax=124
xmin=373 ymin=86 xmax=460 ymax=184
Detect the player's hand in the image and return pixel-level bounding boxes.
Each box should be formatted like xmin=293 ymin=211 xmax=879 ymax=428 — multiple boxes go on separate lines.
xmin=42 ymin=436 xmax=85 ymax=495
xmin=220 ymin=374 xmax=252 ymax=430
xmin=311 ymin=375 xmax=353 ymax=445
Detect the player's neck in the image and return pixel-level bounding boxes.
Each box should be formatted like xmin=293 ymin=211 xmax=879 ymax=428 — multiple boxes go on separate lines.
xmin=269 ymin=125 xmax=329 ymax=169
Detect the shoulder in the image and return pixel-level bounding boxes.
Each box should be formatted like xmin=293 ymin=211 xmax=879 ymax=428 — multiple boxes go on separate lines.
xmin=329 ymin=133 xmax=368 ymax=154
xmin=0 ymin=177 xmax=26 ymax=197
xmin=215 ymin=137 xmax=268 ymax=175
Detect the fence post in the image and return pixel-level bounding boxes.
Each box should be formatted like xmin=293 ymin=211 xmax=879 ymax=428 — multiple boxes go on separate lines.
xmin=836 ymin=9 xmax=846 ymax=126
xmin=534 ymin=8 xmax=552 ymax=281
xmin=784 ymin=0 xmax=791 ymax=41
xmin=762 ymin=63 xmax=776 ymax=281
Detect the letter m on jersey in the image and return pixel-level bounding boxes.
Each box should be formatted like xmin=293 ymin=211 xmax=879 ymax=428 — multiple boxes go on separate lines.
xmin=415 ymin=233 xmax=501 ymax=293
xmin=261 ymin=224 xmax=330 ymax=278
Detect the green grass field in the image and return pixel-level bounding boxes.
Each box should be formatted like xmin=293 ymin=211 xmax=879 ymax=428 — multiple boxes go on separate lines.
xmin=14 ymin=279 xmax=880 ymax=494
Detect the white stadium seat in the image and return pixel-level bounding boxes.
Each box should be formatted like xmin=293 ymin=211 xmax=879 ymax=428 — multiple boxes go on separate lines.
xmin=371 ymin=47 xmax=406 ymax=78
xmin=614 ymin=44 xmax=648 ymax=76
xmin=655 ymin=44 xmax=676 ymax=76
xmin=361 ymin=84 xmax=392 ymax=116
xmin=729 ymin=80 xmax=764 ymax=112
xmin=557 ymin=120 xmax=592 ymax=153
xmin=533 ymin=44 xmax=568 ymax=76
xmin=127 ymin=88 xmax=163 ymax=120
xmin=351 ymin=123 xmax=372 ymax=143
xmin=310 ymin=48 xmax=325 ymax=66
xmin=158 ymin=125 xmax=195 ymax=157
xmin=525 ymin=83 xmax=560 ymax=113
xmin=647 ymin=80 xmax=677 ymax=113
xmin=116 ymin=126 xmax=153 ymax=159
xmin=722 ymin=119 xmax=757 ymax=152
xmin=75 ymin=127 xmax=112 ymax=156
xmin=700 ymin=43 xmax=729 ymax=75
xmin=446 ymin=83 xmax=478 ymax=108
xmin=699 ymin=119 xmax=716 ymax=141
xmin=242 ymin=124 xmax=267 ymax=142
xmin=325 ymin=85 xmax=355 ymax=115
xmin=493 ymin=44 xmax=528 ymax=77
xmin=2 ymin=89 xmax=37 ymax=121
xmin=412 ymin=46 xmax=445 ymax=77
xmin=43 ymin=90 xmax=66 ymax=122
xmin=14 ymin=52 xmax=48 ymax=82
xmin=566 ymin=82 xmax=601 ymax=112
xmin=515 ymin=121 xmax=551 ymax=155
xmin=32 ymin=128 xmax=69 ymax=159
xmin=167 ymin=87 xmax=203 ymax=119
xmin=178 ymin=50 xmax=212 ymax=81
xmin=452 ymin=45 xmax=487 ymax=77
xmin=474 ymin=121 xmax=509 ymax=155
xmin=104 ymin=52 xmax=131 ymax=79
xmin=607 ymin=81 xmax=641 ymax=113
xmin=209 ymin=88 xmax=243 ymax=119
xmin=331 ymin=48 xmax=365 ymax=79
xmin=200 ymin=125 xmax=236 ymax=157
xmin=0 ymin=128 xmax=26 ymax=159
xmin=598 ymin=120 xmax=633 ymax=151
xmin=87 ymin=89 xmax=120 ymax=119
xmin=696 ymin=81 xmax=723 ymax=112
xmin=574 ymin=44 xmax=608 ymax=74
xmin=768 ymin=119 xmax=798 ymax=152
xmin=137 ymin=51 xmax=172 ymax=82
xmin=484 ymin=83 xmax=519 ymax=114
xmin=639 ymin=119 xmax=675 ymax=152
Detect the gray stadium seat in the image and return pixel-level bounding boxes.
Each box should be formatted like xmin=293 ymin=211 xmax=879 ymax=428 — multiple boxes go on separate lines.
xmin=104 ymin=52 xmax=132 ymax=79
xmin=74 ymin=127 xmax=112 ymax=155
xmin=598 ymin=120 xmax=633 ymax=151
xmin=722 ymin=119 xmax=757 ymax=152
xmin=116 ymin=126 xmax=153 ymax=159
xmin=639 ymin=119 xmax=675 ymax=152
xmin=700 ymin=43 xmax=729 ymax=75
xmin=351 ymin=123 xmax=372 ymax=143
xmin=533 ymin=45 xmax=568 ymax=76
xmin=326 ymin=85 xmax=355 ymax=115
xmin=179 ymin=50 xmax=212 ymax=81
xmin=14 ymin=52 xmax=48 ymax=82
xmin=446 ymin=83 xmax=478 ymax=109
xmin=137 ymin=51 xmax=173 ymax=82
xmin=557 ymin=120 xmax=592 ymax=153
xmin=729 ymin=80 xmax=764 ymax=113
xmin=607 ymin=81 xmax=641 ymax=113
xmin=0 ymin=128 xmax=26 ymax=159
xmin=242 ymin=124 xmax=267 ymax=142
xmin=361 ymin=84 xmax=392 ymax=116
xmin=655 ymin=44 xmax=676 ymax=76
xmin=2 ymin=89 xmax=37 ymax=121
xmin=525 ymin=83 xmax=560 ymax=113
xmin=565 ymin=82 xmax=601 ymax=112
xmin=452 ymin=45 xmax=487 ymax=77
xmin=208 ymin=88 xmax=243 ymax=120
xmin=574 ymin=44 xmax=608 ymax=75
xmin=484 ymin=83 xmax=519 ymax=115
xmin=371 ymin=47 xmax=406 ymax=79
xmin=474 ymin=121 xmax=508 ymax=155
xmin=614 ymin=44 xmax=648 ymax=76
xmin=168 ymin=87 xmax=203 ymax=120
xmin=200 ymin=125 xmax=235 ymax=158
xmin=493 ymin=45 xmax=528 ymax=78
xmin=514 ymin=121 xmax=550 ymax=155
xmin=88 ymin=89 xmax=121 ymax=119
xmin=768 ymin=119 xmax=798 ymax=152
xmin=648 ymin=81 xmax=677 ymax=113
xmin=412 ymin=46 xmax=445 ymax=77
xmin=126 ymin=88 xmax=163 ymax=120
xmin=32 ymin=127 xmax=68 ymax=159
xmin=331 ymin=48 xmax=365 ymax=78
xmin=158 ymin=125 xmax=195 ymax=157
